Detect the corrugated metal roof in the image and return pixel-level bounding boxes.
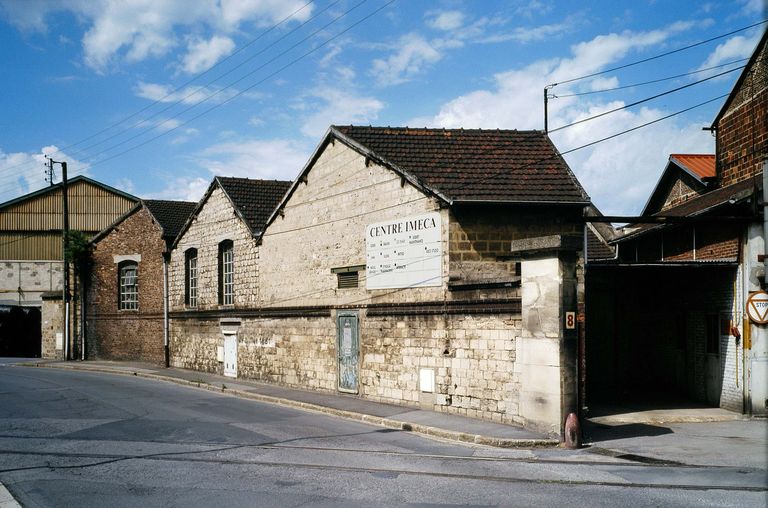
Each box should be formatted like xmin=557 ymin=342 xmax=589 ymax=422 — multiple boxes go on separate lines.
xmin=670 ymin=154 xmax=716 ymax=179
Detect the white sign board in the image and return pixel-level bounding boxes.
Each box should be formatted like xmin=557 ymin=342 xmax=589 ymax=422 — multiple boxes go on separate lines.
xmin=366 ymin=212 xmax=442 ymax=290
xmin=747 ymin=291 xmax=768 ymax=324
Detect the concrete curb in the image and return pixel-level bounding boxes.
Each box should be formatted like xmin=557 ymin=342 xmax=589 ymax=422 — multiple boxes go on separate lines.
xmin=0 ymin=482 xmax=21 ymax=508
xmin=27 ymin=362 xmax=559 ymax=449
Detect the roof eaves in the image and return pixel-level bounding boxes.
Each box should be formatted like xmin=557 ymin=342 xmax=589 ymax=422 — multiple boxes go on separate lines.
xmin=258 ymin=126 xmax=453 ymax=244
xmin=216 ymin=177 xmax=259 ymax=237
xmin=711 ymin=29 xmax=768 ymax=128
xmin=170 ymin=178 xmax=219 ymax=250
xmin=0 ymin=175 xmax=138 ymax=211
xmin=88 ymin=201 xmax=143 ymax=246
xmin=331 ymin=126 xmax=454 ymax=205
xmin=544 ymin=134 xmax=591 ymax=204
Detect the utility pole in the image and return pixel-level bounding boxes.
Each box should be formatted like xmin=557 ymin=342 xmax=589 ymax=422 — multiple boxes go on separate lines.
xmin=45 ymin=158 xmax=56 ymax=187
xmin=46 ymin=157 xmax=70 ymax=360
xmin=544 ymin=84 xmax=556 ymax=134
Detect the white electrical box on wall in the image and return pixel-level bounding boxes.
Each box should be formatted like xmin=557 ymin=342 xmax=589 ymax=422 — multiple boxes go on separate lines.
xmin=419 ymin=368 xmax=435 ymax=393
xmin=55 ymin=332 xmax=63 ymax=350
xmin=217 ymin=346 xmax=225 ymax=362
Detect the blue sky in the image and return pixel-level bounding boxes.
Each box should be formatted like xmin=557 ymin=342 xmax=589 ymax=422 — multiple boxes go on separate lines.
xmin=0 ymin=0 xmax=765 ymax=215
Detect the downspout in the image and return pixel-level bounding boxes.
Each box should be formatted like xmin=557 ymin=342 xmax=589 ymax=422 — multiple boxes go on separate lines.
xmin=763 ymin=160 xmax=768 ymax=284
xmin=163 ymin=251 xmax=170 ymax=368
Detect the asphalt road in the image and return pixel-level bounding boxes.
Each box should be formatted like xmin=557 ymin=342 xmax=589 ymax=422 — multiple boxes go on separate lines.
xmin=0 ymin=363 xmax=765 ymax=507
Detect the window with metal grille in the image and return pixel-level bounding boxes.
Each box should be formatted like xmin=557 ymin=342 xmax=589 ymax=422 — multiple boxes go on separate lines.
xmin=218 ymin=240 xmax=234 ymax=305
xmin=185 ymin=248 xmax=198 ymax=308
xmin=118 ymin=261 xmax=138 ymax=310
xmin=332 ymin=265 xmax=365 ymax=289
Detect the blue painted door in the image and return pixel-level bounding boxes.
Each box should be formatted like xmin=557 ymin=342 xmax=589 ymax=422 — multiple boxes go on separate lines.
xmin=337 ymin=313 xmax=359 ymax=393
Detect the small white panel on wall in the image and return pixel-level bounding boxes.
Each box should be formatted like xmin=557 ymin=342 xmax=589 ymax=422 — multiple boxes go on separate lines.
xmin=366 ymin=212 xmax=442 ymax=289
xmin=419 ymin=368 xmax=435 ymax=393
xmin=217 ymin=346 xmax=225 ymax=362
xmin=55 ymin=332 xmax=63 ymax=350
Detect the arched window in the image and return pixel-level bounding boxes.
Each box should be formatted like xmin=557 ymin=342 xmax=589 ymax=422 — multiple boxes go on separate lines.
xmin=185 ymin=248 xmax=198 ymax=308
xmin=118 ymin=261 xmax=138 ymax=310
xmin=218 ymin=240 xmax=234 ymax=305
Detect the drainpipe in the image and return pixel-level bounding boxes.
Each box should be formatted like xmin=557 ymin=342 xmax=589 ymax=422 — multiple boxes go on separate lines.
xmin=763 ymin=160 xmax=768 ymax=286
xmin=163 ymin=251 xmax=170 ymax=368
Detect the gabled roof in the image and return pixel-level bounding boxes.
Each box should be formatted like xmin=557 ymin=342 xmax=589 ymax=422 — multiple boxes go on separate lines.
xmin=90 ymin=199 xmax=196 ymax=245
xmin=173 ymin=176 xmax=291 ymax=248
xmin=334 ymin=126 xmax=590 ymax=204
xmin=263 ymin=125 xmax=590 ymax=239
xmin=670 ymin=154 xmax=715 ymax=180
xmin=615 ymin=175 xmax=760 ymax=243
xmin=640 ymin=154 xmax=714 ymax=215
xmin=711 ymin=29 xmax=768 ymax=128
xmin=0 ymin=175 xmax=137 ymax=211
xmin=142 ymin=200 xmax=197 ymax=240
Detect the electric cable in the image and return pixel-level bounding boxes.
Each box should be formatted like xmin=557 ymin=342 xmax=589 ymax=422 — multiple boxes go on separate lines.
xmin=84 ymin=0 xmax=398 ymax=171
xmin=554 ymin=57 xmax=749 ymax=98
xmin=549 ymin=19 xmax=766 ymax=87
xmin=548 ymin=66 xmax=742 ymax=133
xmin=0 ymin=1 xmax=317 ymax=174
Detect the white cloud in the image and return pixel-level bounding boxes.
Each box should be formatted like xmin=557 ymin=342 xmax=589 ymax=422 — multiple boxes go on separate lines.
xmin=0 ymin=145 xmax=90 ymax=203
xmin=739 ymin=0 xmax=766 ymax=15
xmin=300 ymin=87 xmax=384 ymax=138
xmin=145 ymin=175 xmax=210 ymax=202
xmin=478 ymin=21 xmax=568 ymax=44
xmin=170 ymin=128 xmax=200 ymax=145
xmin=134 ymin=81 xmax=238 ymax=105
xmin=180 ymin=35 xmax=235 ymax=74
xmin=371 ymin=33 xmax=442 ymax=86
xmin=697 ymin=33 xmax=763 ymax=75
xmin=0 ymin=0 xmax=313 ymax=72
xmin=408 ymin=24 xmax=717 ymax=215
xmin=198 ymin=138 xmax=310 ymax=181
xmin=426 ymin=10 xmax=465 ymax=31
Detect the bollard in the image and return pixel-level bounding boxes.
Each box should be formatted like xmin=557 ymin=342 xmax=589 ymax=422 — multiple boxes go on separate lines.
xmin=564 ymin=412 xmax=581 ymax=449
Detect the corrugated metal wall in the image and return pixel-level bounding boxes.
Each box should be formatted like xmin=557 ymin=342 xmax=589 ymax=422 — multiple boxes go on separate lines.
xmin=0 ymin=180 xmax=137 ymax=260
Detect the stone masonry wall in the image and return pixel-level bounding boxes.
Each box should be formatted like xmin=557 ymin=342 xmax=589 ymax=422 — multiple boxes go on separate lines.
xmin=170 ymin=186 xmax=259 ymax=312
xmin=86 ymin=207 xmax=166 ymax=365
xmin=171 ymin=140 xmax=532 ymax=426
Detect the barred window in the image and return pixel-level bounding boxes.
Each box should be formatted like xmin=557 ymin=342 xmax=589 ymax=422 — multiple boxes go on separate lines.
xmin=118 ymin=261 xmax=138 ymax=310
xmin=185 ymin=248 xmax=198 ymax=308
xmin=218 ymin=240 xmax=234 ymax=305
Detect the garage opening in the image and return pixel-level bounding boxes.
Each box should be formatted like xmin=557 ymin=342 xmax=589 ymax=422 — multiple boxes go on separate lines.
xmin=0 ymin=305 xmax=42 ymax=358
xmin=585 ymin=265 xmax=741 ymax=414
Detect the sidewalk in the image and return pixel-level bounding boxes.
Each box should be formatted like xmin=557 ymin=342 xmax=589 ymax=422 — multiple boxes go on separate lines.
xmin=21 ymin=359 xmax=557 ymax=448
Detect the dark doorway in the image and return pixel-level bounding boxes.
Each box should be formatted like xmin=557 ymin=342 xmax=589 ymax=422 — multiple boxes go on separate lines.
xmin=0 ymin=305 xmax=42 ymax=357
xmin=585 ymin=265 xmax=738 ymax=410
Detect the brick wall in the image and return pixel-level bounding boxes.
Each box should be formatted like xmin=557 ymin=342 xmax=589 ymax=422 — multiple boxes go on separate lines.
xmin=717 ymin=38 xmax=767 ymax=187
xmin=86 ymin=207 xmax=166 ymax=365
xmin=661 ymin=174 xmax=704 ymax=211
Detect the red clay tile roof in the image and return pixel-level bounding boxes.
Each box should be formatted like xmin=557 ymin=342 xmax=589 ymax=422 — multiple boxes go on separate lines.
xmin=333 ymin=126 xmax=590 ymax=204
xmin=670 ymin=154 xmax=716 ymax=179
xmin=217 ymin=177 xmax=292 ymax=234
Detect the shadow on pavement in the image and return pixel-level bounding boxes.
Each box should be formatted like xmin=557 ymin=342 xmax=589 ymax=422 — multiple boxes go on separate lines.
xmin=582 ymin=420 xmax=673 ymax=443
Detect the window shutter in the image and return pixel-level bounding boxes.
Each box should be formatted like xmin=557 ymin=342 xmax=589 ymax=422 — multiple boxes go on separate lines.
xmin=337 ymin=271 xmax=359 ymax=289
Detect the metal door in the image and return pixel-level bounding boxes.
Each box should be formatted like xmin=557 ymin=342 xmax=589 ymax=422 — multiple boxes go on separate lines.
xmin=337 ymin=312 xmax=359 ymax=393
xmin=223 ymin=333 xmax=237 ymax=378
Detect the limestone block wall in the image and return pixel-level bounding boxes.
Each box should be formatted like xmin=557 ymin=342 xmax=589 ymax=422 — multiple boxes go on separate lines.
xmin=41 ymin=294 xmax=64 ymax=360
xmin=258 ymin=140 xmax=446 ymax=307
xmin=170 ymin=186 xmax=260 ymax=311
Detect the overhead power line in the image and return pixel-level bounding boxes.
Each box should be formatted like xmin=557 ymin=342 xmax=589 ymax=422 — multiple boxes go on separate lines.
xmin=554 ymin=57 xmax=749 ymax=98
xmin=0 ymin=1 xmax=319 ymax=175
xmin=73 ymin=0 xmax=345 ymax=157
xmin=550 ymin=19 xmax=767 ymax=87
xmin=548 ymin=65 xmax=743 ymax=133
xmin=84 ymin=0 xmax=397 ymax=171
